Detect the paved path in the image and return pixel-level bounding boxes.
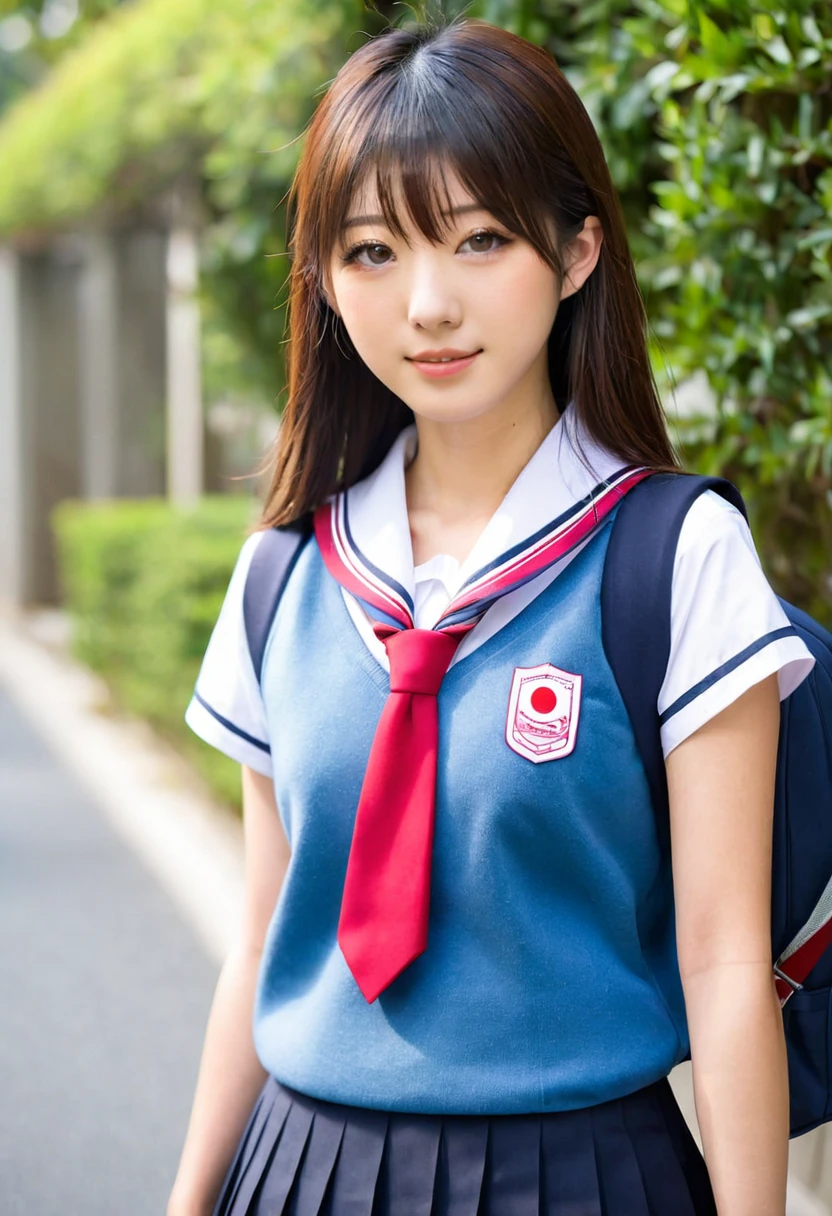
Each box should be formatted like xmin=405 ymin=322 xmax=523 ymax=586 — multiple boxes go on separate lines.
xmin=0 ymin=681 xmax=219 ymax=1215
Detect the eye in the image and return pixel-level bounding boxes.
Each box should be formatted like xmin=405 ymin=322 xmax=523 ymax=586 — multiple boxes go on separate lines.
xmin=460 ymin=228 xmax=511 ymax=255
xmin=340 ymin=241 xmax=392 ymax=268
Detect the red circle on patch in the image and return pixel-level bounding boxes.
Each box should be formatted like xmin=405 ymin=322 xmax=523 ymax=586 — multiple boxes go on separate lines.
xmin=530 ymin=685 xmax=557 ymax=715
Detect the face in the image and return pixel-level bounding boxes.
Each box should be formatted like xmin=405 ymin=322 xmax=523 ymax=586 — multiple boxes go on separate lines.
xmin=324 ymin=169 xmax=567 ymax=429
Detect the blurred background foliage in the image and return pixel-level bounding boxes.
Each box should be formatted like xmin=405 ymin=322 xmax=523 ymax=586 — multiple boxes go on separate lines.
xmin=2 ymin=0 xmax=829 ymax=614
xmin=1 ymin=0 xmax=830 ymax=801
xmin=51 ymin=496 xmax=259 ymax=808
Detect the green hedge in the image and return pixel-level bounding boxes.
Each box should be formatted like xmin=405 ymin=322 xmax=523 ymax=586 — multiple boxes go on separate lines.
xmin=51 ymin=495 xmax=259 ymax=811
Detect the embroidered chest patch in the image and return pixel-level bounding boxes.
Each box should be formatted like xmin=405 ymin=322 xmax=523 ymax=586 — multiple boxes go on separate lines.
xmin=505 ymin=663 xmax=583 ymax=763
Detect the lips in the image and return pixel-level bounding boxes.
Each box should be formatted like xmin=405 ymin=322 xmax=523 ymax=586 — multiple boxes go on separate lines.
xmin=407 ymin=350 xmax=482 ymax=378
xmin=408 ymin=348 xmax=482 ymax=363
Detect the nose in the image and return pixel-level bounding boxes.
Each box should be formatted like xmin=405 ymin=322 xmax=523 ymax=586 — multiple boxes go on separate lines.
xmin=406 ymin=253 xmax=463 ymax=331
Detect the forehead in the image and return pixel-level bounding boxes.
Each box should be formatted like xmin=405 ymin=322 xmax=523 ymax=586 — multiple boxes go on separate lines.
xmin=343 ymin=161 xmax=489 ymax=238
xmin=348 ymin=162 xmax=472 ymax=213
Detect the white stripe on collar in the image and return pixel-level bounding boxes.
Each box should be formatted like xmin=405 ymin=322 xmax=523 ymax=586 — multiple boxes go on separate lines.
xmin=345 ymin=426 xmax=419 ymax=609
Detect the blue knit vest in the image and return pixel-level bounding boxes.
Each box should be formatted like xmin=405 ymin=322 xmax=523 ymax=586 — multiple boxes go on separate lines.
xmin=252 ymin=517 xmax=689 ymax=1114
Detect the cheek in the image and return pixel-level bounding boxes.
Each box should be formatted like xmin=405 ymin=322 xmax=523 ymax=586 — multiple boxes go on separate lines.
xmin=489 ymin=258 xmax=560 ymax=350
xmin=336 ymin=283 xmax=391 ymax=353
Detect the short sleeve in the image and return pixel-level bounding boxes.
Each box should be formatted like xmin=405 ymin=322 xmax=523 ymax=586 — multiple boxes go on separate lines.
xmin=184 ymin=531 xmax=273 ymax=777
xmin=659 ymin=491 xmax=816 ymax=757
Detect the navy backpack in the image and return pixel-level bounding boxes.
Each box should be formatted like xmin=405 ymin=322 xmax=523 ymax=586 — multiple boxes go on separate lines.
xmin=602 ymin=472 xmax=832 ymax=1138
xmin=243 ymin=473 xmax=832 ymax=1137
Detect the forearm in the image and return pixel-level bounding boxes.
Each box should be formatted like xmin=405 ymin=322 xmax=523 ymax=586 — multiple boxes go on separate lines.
xmin=167 ymin=945 xmax=268 ymax=1216
xmin=685 ymin=961 xmax=789 ymax=1216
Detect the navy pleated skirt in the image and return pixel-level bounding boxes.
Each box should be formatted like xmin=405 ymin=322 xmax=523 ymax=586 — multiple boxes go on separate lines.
xmin=212 ymin=1074 xmax=716 ymax=1216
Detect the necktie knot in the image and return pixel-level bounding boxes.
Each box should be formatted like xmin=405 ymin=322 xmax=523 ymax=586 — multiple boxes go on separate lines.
xmin=385 ymin=628 xmax=460 ymax=696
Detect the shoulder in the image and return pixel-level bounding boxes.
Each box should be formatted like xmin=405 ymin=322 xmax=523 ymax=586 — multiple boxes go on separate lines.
xmin=661 ymin=488 xmax=815 ymax=756
xmin=182 ymin=528 xmax=275 ymax=777
xmin=675 ymin=488 xmax=755 ymax=562
xmin=672 ymin=488 xmax=762 ymax=600
xmin=229 ymin=529 xmax=271 ymax=587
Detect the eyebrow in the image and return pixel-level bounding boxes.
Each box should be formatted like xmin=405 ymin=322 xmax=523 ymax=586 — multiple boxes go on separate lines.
xmin=342 ymin=203 xmax=487 ymax=230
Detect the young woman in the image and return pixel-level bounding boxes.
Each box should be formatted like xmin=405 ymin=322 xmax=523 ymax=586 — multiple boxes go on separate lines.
xmin=168 ymin=16 xmax=815 ymax=1216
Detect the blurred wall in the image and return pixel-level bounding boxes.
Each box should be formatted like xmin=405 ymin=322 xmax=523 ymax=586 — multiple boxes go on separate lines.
xmin=0 ymin=226 xmax=169 ymax=608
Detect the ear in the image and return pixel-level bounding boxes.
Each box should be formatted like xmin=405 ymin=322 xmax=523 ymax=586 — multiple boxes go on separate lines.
xmin=559 ymin=216 xmax=604 ymax=301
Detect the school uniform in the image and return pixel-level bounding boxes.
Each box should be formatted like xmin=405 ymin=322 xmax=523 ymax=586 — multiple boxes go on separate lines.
xmin=186 ymin=407 xmax=814 ymax=1215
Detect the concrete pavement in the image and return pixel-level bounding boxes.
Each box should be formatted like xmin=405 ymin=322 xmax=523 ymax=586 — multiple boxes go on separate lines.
xmin=0 ymin=678 xmax=219 ymax=1214
xmin=0 ymin=611 xmax=244 ymax=1215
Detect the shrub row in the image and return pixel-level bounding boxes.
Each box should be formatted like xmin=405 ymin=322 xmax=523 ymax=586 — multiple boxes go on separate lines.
xmin=51 ymin=495 xmax=258 ymax=811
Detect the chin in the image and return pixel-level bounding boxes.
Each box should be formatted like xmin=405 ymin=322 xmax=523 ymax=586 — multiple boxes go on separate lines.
xmin=406 ymin=398 xmax=500 ymax=426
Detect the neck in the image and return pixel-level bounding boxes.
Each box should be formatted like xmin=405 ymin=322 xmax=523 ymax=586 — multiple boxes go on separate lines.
xmin=404 ymin=383 xmax=560 ymax=567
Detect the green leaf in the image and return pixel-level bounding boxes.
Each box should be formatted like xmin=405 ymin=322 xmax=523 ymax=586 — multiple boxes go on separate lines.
xmin=762 ymin=35 xmax=792 ymax=66
xmin=786 ymin=303 xmax=832 ymax=329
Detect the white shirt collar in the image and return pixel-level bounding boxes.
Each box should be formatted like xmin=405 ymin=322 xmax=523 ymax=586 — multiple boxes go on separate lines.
xmin=343 ymin=405 xmax=627 ymax=609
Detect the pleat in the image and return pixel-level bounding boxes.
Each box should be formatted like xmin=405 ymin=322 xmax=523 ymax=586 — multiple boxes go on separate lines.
xmin=589 ymin=1098 xmax=650 ymax=1216
xmin=288 ymin=1107 xmax=347 ymax=1216
xmin=213 ymin=1084 xmax=273 ymax=1216
xmin=229 ymin=1085 xmax=293 ymax=1216
xmin=254 ymin=1097 xmax=316 ymax=1216
xmin=480 ymin=1116 xmax=539 ymax=1216
xmin=434 ymin=1119 xmax=488 ymax=1216
xmin=325 ymin=1106 xmax=388 ymax=1216
xmin=379 ymin=1116 xmax=440 ymax=1216
xmin=217 ymin=1075 xmax=718 ymax=1216
xmin=653 ymin=1082 xmax=716 ymax=1215
xmin=541 ymin=1108 xmax=601 ymax=1216
xmin=618 ymin=1083 xmax=697 ymax=1216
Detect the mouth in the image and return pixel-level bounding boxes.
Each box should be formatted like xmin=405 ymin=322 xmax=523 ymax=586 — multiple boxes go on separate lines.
xmin=406 ymin=349 xmax=483 ymax=377
xmin=407 ymin=348 xmax=482 ymax=363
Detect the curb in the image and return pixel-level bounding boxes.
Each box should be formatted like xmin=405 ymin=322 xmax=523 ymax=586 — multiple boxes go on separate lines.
xmin=0 ymin=608 xmax=243 ymax=967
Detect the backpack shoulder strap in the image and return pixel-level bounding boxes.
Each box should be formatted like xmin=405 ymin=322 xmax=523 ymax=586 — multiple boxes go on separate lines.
xmin=243 ymin=515 xmax=314 ymax=685
xmin=600 ymin=472 xmax=748 ymax=824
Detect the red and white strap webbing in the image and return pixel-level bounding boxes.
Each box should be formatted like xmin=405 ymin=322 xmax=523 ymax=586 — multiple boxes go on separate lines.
xmin=775 ymin=872 xmax=832 ymax=1006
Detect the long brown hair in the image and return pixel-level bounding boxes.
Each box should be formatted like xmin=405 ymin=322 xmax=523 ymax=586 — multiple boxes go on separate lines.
xmin=258 ymin=15 xmax=678 ymax=528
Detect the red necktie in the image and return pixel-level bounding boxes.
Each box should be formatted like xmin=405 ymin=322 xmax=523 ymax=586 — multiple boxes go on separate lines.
xmin=337 ymin=627 xmax=462 ymax=1002
xmin=314 ymin=464 xmax=651 ymax=1002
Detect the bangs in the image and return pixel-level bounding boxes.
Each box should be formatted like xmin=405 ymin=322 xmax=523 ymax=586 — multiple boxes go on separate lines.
xmin=312 ymin=45 xmax=570 ymax=271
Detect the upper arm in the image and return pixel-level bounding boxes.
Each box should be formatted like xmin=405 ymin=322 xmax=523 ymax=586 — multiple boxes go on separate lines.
xmin=237 ymin=763 xmax=291 ymax=959
xmin=666 ymin=673 xmax=780 ymax=981
xmin=658 ymin=491 xmax=815 ymax=978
